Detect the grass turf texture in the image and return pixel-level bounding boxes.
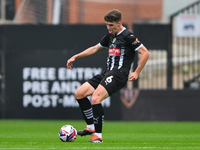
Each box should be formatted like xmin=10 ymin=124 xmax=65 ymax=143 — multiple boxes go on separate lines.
xmin=0 ymin=120 xmax=200 ymax=150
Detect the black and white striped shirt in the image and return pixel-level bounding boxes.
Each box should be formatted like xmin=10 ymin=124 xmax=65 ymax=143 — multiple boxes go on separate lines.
xmin=99 ymin=27 xmax=143 ymax=72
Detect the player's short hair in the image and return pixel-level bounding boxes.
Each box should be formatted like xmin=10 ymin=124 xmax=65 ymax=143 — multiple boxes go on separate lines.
xmin=104 ymin=9 xmax=122 ymax=23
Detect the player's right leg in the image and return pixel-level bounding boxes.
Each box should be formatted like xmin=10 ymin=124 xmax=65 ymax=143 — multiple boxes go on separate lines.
xmin=75 ymin=82 xmax=96 ymax=136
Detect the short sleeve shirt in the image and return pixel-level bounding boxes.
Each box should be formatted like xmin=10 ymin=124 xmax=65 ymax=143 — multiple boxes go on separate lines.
xmin=99 ymin=28 xmax=143 ymax=72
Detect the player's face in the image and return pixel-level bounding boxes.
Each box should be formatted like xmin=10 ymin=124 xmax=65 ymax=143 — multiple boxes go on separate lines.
xmin=105 ymin=21 xmax=121 ymax=34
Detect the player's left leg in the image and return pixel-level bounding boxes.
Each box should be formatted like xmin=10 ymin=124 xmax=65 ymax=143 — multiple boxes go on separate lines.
xmin=88 ymin=69 xmax=128 ymax=143
xmin=88 ymin=84 xmax=109 ymax=143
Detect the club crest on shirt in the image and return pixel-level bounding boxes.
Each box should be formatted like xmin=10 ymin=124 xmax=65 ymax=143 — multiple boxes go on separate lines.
xmin=112 ymin=38 xmax=116 ymax=43
xmin=120 ymin=88 xmax=140 ymax=108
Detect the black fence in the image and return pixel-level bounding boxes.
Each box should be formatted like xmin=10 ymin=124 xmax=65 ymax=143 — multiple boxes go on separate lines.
xmin=170 ymin=0 xmax=200 ymax=89
xmin=132 ymin=1 xmax=200 ymax=90
xmin=133 ymin=24 xmax=171 ymax=89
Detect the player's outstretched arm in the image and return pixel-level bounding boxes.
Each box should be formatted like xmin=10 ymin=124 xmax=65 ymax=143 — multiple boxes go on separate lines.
xmin=66 ymin=56 xmax=75 ymax=69
xmin=66 ymin=44 xmax=104 ymax=69
xmin=129 ymin=45 xmax=150 ymax=81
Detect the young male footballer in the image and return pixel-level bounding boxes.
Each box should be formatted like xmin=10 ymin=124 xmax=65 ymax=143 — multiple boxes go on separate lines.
xmin=67 ymin=9 xmax=150 ymax=143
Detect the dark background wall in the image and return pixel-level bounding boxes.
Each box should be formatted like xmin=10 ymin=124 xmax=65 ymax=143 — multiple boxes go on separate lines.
xmin=0 ymin=25 xmax=199 ymax=121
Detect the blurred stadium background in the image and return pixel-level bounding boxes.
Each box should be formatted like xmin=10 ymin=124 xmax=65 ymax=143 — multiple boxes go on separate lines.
xmin=0 ymin=0 xmax=200 ymax=121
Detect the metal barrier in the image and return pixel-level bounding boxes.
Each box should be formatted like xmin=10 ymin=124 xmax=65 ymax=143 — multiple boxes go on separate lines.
xmin=138 ymin=49 xmax=168 ymax=89
xmin=170 ymin=0 xmax=200 ymax=89
xmin=133 ymin=24 xmax=171 ymax=89
xmin=137 ymin=1 xmax=200 ymax=90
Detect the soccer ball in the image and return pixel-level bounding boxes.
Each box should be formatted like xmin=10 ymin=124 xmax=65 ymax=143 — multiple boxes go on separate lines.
xmin=59 ymin=125 xmax=77 ymax=142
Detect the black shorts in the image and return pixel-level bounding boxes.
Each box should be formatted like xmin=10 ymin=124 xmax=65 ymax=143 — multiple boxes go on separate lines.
xmin=87 ymin=68 xmax=129 ymax=96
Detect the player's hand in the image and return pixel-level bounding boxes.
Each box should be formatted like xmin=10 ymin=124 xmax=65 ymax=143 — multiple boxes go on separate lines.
xmin=66 ymin=57 xmax=75 ymax=69
xmin=128 ymin=72 xmax=139 ymax=81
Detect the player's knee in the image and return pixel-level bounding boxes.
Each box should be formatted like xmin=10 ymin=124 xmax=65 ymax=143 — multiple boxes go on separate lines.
xmin=74 ymin=90 xmax=84 ymax=99
xmin=91 ymin=97 xmax=97 ymax=105
xmin=91 ymin=96 xmax=101 ymax=105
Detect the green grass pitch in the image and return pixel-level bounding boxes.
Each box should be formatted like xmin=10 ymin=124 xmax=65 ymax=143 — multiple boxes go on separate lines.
xmin=0 ymin=120 xmax=200 ymax=150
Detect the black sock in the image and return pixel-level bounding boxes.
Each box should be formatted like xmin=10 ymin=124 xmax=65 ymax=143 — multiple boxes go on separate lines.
xmin=77 ymin=98 xmax=94 ymax=125
xmin=92 ymin=103 xmax=104 ymax=133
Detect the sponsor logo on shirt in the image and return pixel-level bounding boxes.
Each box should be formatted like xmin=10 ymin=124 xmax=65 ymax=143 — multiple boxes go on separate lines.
xmin=109 ymin=48 xmax=121 ymax=56
xmin=132 ymin=38 xmax=140 ymax=45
